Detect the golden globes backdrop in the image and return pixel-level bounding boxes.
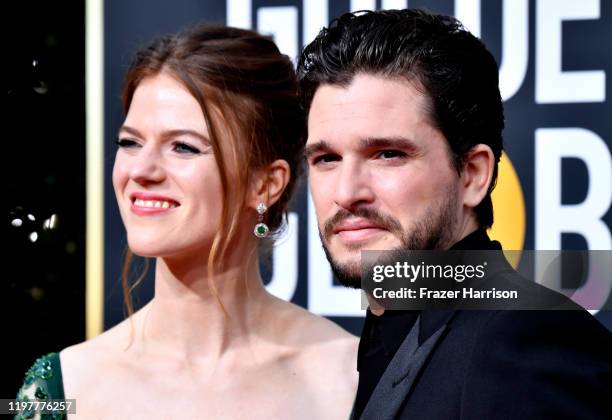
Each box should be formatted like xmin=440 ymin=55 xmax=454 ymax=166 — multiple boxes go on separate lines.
xmin=100 ymin=0 xmax=611 ymax=335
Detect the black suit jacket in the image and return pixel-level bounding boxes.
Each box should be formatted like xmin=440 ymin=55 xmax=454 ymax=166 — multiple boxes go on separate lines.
xmin=357 ymin=261 xmax=612 ymax=419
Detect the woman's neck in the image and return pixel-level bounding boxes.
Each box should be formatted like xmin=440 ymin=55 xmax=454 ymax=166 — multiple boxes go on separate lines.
xmin=129 ymin=244 xmax=276 ymax=364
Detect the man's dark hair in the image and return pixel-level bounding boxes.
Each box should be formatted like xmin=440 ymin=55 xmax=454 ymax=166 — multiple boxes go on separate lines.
xmin=297 ymin=9 xmax=504 ymax=228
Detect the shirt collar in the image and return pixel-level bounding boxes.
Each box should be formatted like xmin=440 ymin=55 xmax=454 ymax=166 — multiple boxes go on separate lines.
xmin=450 ymin=228 xmax=501 ymax=251
xmin=359 ymin=228 xmax=501 ymax=367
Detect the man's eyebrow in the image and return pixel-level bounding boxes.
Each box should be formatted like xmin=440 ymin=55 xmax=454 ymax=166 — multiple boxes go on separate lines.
xmin=360 ymin=137 xmax=419 ymax=153
xmin=304 ymin=140 xmax=333 ymax=159
xmin=118 ymin=125 xmax=210 ymax=144
xmin=303 ymin=137 xmax=419 ymax=159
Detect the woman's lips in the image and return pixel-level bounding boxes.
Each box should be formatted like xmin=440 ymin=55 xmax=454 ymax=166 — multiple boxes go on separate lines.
xmin=128 ymin=192 xmax=181 ymax=216
xmin=130 ymin=200 xmax=179 ymax=216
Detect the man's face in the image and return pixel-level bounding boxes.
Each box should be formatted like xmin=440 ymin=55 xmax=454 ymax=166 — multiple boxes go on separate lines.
xmin=306 ymin=74 xmax=463 ymax=288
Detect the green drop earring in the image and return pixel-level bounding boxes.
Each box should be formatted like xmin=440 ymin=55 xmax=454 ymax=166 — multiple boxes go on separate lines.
xmin=254 ymin=203 xmax=269 ymax=238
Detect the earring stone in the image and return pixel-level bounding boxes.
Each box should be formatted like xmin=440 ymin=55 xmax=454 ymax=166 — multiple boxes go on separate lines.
xmin=254 ymin=223 xmax=269 ymax=238
xmin=254 ymin=202 xmax=269 ymax=238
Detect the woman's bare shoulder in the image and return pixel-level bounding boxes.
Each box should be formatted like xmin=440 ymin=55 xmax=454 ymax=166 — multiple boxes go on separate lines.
xmin=61 ymin=316 xmax=131 ymax=358
xmin=61 ymin=301 xmax=153 ymax=360
xmin=59 ymin=315 xmax=139 ymax=396
xmin=265 ymin=295 xmax=359 ymax=368
xmin=267 ymin=295 xmax=357 ymax=341
xmin=267 ymin=299 xmax=359 ymax=410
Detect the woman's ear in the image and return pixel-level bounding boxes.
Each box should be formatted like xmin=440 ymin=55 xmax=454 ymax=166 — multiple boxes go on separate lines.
xmin=249 ymin=159 xmax=291 ymax=209
xmin=461 ymin=144 xmax=495 ymax=209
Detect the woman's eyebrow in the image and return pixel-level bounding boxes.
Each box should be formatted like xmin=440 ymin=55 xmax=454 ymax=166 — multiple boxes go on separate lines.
xmin=118 ymin=126 xmax=210 ymax=144
xmin=117 ymin=125 xmax=142 ymax=138
xmin=160 ymin=129 xmax=210 ymax=144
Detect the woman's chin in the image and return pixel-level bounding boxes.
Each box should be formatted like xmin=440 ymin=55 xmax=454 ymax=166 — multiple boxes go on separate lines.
xmin=127 ymin=241 xmax=174 ymax=258
xmin=128 ymin=247 xmax=162 ymax=258
xmin=128 ymin=241 xmax=212 ymax=261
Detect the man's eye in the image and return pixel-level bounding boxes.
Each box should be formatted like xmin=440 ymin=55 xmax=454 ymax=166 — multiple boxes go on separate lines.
xmin=115 ymin=138 xmax=140 ymax=148
xmin=376 ymin=150 xmax=406 ymax=159
xmin=312 ymin=154 xmax=339 ymax=165
xmin=173 ymin=142 xmax=201 ymax=155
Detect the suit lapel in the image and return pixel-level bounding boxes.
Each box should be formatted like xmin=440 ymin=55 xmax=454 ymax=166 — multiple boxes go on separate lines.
xmin=359 ymin=310 xmax=455 ymax=420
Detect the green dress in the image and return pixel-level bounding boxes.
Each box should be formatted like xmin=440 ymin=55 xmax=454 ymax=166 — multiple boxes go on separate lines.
xmin=15 ymin=352 xmax=66 ymax=420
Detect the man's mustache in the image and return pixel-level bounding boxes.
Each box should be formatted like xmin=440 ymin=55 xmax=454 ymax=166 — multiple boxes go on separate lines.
xmin=322 ymin=207 xmax=403 ymax=241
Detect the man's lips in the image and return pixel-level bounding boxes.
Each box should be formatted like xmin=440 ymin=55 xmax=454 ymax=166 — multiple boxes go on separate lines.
xmin=333 ymin=219 xmax=384 ymax=233
xmin=332 ymin=219 xmax=387 ymax=242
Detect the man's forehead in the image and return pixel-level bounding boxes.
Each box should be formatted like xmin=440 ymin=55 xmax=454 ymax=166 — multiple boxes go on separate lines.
xmin=310 ymin=73 xmax=425 ymax=110
xmin=306 ymin=74 xmax=432 ymax=146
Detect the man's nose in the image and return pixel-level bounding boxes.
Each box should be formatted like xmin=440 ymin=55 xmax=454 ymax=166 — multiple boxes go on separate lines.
xmin=333 ymin=159 xmax=374 ymax=211
xmin=129 ymin=145 xmax=165 ymax=185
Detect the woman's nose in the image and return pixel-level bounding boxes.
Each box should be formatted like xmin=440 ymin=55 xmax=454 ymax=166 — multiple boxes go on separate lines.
xmin=129 ymin=146 xmax=165 ymax=185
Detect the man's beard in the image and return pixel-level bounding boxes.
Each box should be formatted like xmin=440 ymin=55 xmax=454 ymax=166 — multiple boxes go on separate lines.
xmin=320 ymin=187 xmax=459 ymax=289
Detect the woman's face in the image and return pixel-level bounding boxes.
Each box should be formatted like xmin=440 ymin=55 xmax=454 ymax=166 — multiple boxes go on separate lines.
xmin=113 ymin=73 xmax=224 ymax=258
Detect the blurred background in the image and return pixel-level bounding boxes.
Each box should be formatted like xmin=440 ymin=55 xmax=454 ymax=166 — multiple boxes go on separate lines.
xmin=5 ymin=0 xmax=611 ymax=398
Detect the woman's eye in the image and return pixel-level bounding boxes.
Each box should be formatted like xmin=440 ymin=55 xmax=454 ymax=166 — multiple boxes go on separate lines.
xmin=173 ymin=142 xmax=201 ymax=155
xmin=115 ymin=138 xmax=140 ymax=148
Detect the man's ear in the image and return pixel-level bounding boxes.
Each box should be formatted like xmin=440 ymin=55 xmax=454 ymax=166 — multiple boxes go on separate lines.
xmin=249 ymin=159 xmax=291 ymax=209
xmin=461 ymin=144 xmax=495 ymax=209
